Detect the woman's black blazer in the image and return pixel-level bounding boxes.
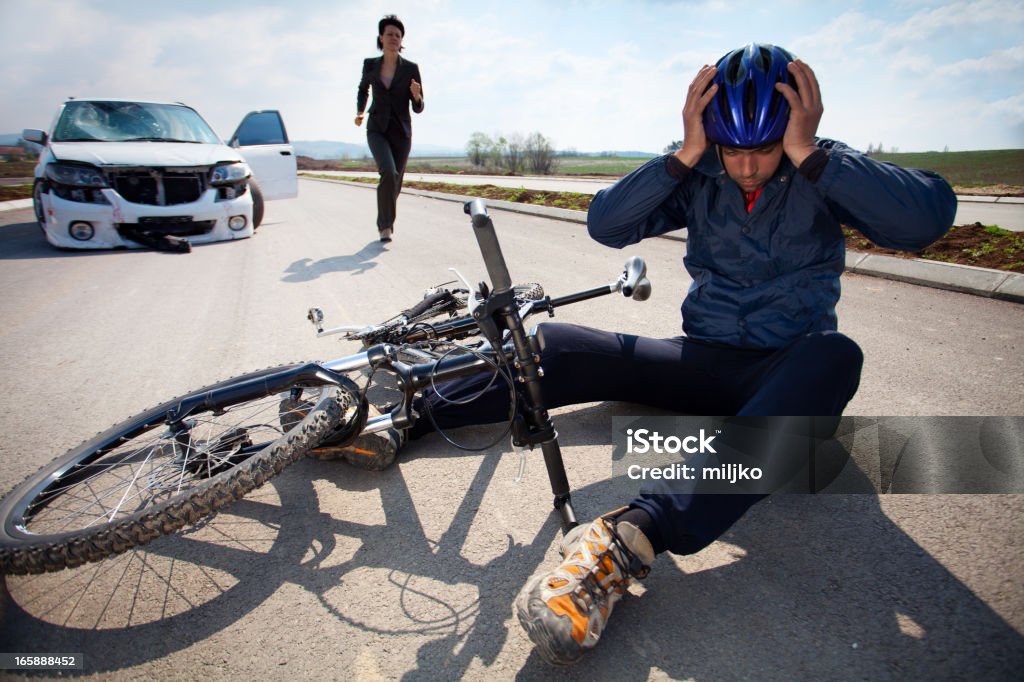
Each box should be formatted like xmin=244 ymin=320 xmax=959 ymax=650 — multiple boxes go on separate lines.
xmin=357 ymin=56 xmax=424 ymax=138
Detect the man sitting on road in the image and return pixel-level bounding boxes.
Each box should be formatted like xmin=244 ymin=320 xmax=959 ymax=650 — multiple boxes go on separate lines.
xmin=332 ymin=43 xmax=957 ymax=665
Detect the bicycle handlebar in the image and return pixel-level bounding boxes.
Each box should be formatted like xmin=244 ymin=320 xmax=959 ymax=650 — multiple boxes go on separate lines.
xmin=465 ymin=200 xmax=513 ymax=293
xmin=402 ymin=290 xmax=456 ymax=319
xmin=319 ymin=202 xmax=653 ymax=533
xmin=621 ymin=255 xmax=652 ymax=301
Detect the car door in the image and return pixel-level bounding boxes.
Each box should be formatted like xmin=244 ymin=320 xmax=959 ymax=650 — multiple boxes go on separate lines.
xmin=229 ymin=110 xmax=298 ymax=200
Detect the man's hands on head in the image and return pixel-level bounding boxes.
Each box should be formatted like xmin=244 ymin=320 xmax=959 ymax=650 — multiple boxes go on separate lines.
xmin=775 ymin=59 xmax=823 ymax=168
xmin=674 ymin=65 xmax=718 ymax=169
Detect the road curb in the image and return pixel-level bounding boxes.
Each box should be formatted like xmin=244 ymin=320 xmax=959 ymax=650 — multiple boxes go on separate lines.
xmin=305 ymin=176 xmax=1024 ymax=304
xmin=958 ymin=195 xmax=1024 ymax=204
xmin=0 ymin=198 xmax=33 ymax=212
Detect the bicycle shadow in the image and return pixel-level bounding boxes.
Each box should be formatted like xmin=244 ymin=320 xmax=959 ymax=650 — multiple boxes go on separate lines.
xmin=1 ymin=407 xmax=1021 ymax=679
xmin=281 ymin=240 xmax=387 ymax=282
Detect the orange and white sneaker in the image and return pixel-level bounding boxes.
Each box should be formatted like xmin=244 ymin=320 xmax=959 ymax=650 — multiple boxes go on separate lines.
xmin=515 ymin=512 xmax=655 ymax=665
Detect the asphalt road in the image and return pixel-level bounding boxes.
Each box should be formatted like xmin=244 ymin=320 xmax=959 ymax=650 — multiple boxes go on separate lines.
xmin=310 ymin=170 xmax=1024 ymax=231
xmin=0 ymin=180 xmax=1021 ymax=680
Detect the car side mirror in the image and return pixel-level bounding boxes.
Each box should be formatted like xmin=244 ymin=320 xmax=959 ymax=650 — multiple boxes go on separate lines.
xmin=22 ymin=129 xmax=47 ymax=145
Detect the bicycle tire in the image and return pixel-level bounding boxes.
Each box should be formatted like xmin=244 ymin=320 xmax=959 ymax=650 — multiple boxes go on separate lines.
xmin=0 ymin=364 xmax=352 ymax=575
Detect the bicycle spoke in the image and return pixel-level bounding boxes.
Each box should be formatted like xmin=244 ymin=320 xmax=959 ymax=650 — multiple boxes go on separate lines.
xmin=15 ymin=394 xmax=293 ymax=537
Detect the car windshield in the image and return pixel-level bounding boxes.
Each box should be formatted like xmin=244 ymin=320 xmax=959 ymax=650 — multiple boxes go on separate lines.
xmin=52 ymin=101 xmax=222 ymax=144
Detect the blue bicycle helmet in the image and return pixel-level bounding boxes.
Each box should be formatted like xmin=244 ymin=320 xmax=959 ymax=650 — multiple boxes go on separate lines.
xmin=703 ymin=43 xmax=795 ymax=148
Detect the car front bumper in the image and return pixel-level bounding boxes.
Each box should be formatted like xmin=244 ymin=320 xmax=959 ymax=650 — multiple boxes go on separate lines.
xmin=38 ymin=186 xmax=254 ymax=249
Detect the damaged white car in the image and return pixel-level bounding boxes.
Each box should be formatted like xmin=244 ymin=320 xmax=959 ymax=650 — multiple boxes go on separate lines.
xmin=23 ymin=99 xmax=297 ymax=251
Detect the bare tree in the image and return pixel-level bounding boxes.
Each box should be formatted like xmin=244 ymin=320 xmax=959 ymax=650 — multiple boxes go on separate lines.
xmin=524 ymin=131 xmax=557 ymax=175
xmin=466 ymin=131 xmax=492 ymax=167
xmin=490 ymin=135 xmax=508 ymax=169
xmin=505 ymin=133 xmax=526 ymax=174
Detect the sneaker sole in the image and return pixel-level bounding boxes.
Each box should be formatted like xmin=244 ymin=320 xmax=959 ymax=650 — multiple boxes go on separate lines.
xmin=514 ymin=574 xmax=584 ymax=666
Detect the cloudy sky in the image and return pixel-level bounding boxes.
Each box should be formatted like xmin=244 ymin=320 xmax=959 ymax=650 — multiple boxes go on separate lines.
xmin=2 ymin=0 xmax=1022 ymax=154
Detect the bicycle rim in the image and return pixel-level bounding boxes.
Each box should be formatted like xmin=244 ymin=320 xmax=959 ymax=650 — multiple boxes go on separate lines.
xmin=0 ymin=365 xmax=352 ymax=575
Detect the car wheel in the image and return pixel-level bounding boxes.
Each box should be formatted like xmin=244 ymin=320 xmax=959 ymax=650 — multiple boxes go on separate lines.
xmin=32 ymin=180 xmax=47 ymax=234
xmin=249 ymin=180 xmax=264 ymax=229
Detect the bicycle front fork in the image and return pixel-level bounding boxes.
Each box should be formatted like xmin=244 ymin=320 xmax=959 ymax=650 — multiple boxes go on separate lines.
xmin=540 ymin=440 xmax=578 ymax=531
xmin=502 ymin=307 xmax=578 ymax=532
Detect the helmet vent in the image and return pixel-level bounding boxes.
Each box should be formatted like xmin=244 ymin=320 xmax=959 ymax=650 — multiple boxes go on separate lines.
xmin=725 ymin=52 xmax=745 ymax=84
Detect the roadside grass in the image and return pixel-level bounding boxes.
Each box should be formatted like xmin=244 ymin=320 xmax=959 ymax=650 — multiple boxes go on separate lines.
xmin=308 ymin=156 xmax=657 ymax=176
xmin=306 ymin=173 xmax=594 ymax=210
xmin=0 ymin=160 xmax=36 ymax=178
xmin=843 ymin=223 xmax=1024 ymax=273
xmin=0 ymin=184 xmax=31 ymax=201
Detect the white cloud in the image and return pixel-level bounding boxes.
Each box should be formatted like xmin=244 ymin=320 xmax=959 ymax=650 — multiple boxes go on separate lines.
xmin=2 ymin=0 xmax=1022 ymax=152
xmin=935 ymin=46 xmax=1024 ymax=77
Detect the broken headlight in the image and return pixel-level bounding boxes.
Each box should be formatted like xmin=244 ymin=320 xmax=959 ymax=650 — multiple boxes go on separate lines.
xmin=210 ymin=162 xmax=251 ymax=201
xmin=45 ymin=162 xmax=110 ymax=204
xmin=210 ymin=162 xmax=251 ymax=186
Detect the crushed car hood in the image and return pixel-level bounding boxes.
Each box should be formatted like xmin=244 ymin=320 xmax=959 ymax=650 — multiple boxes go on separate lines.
xmin=49 ymin=141 xmax=244 ymax=168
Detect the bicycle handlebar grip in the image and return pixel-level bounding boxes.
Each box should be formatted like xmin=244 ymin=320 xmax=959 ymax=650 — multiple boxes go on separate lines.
xmin=402 ymin=290 xmax=452 ymax=319
xmin=621 ymin=255 xmax=647 ymax=298
xmin=465 ymin=199 xmax=513 ymax=292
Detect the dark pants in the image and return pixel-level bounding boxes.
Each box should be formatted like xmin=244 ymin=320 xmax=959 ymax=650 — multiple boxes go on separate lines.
xmin=413 ymin=322 xmax=864 ymax=556
xmin=367 ymin=126 xmax=412 ymax=232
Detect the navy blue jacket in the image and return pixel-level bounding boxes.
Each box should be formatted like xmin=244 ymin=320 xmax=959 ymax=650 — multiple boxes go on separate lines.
xmin=587 ymin=140 xmax=956 ymax=348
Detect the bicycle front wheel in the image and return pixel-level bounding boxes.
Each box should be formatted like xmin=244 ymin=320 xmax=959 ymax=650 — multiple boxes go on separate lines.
xmin=0 ymin=363 xmax=355 ymax=575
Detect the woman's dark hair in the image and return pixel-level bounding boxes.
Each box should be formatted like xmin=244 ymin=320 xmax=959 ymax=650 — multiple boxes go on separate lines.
xmin=376 ymin=14 xmax=405 ymax=51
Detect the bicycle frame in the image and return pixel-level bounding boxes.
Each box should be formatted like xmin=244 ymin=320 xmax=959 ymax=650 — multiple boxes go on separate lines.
xmin=312 ymin=199 xmax=651 ymax=533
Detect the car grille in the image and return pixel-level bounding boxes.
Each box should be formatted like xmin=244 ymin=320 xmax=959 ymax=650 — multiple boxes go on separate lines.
xmin=117 ymin=217 xmax=216 ymax=238
xmin=110 ymin=170 xmax=205 ymax=206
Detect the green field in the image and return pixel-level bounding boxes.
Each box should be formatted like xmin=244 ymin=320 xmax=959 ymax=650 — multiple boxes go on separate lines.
xmin=549 ymin=157 xmax=653 ymax=175
xmin=868 ymin=149 xmax=1024 ymax=187
xmin=315 ymin=149 xmax=1024 ymax=187
xmin=305 ymin=155 xmax=656 ymax=176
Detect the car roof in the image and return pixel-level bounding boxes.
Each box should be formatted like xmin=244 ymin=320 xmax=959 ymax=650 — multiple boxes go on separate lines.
xmin=64 ymin=98 xmax=192 ymax=107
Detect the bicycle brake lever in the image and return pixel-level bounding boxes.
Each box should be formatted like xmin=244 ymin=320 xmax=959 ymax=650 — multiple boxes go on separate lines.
xmin=448 ymin=267 xmax=474 ymax=291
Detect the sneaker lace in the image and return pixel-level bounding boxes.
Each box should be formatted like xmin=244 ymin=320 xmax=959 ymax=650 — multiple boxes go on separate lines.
xmin=565 ymin=521 xmax=650 ymax=607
